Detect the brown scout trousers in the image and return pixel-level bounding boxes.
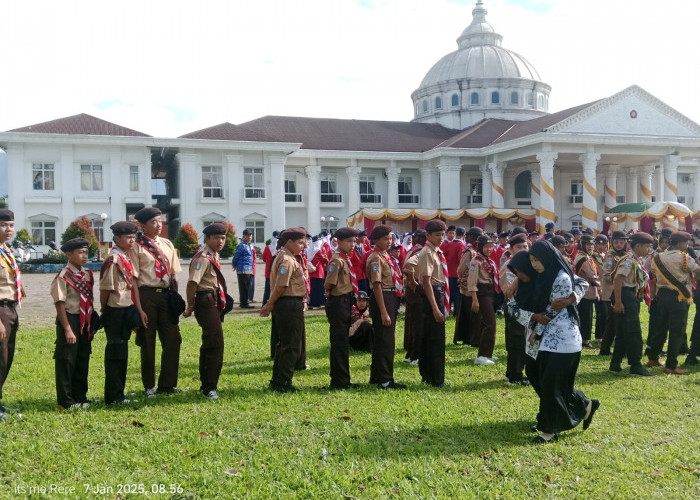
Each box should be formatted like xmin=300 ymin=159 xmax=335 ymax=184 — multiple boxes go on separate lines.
xmin=369 ymin=290 xmax=398 ymax=384
xmin=194 ymin=291 xmax=224 ymax=394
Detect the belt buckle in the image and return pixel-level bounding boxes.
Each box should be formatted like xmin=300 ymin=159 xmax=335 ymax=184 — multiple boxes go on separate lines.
xmin=156 ymin=288 xmax=163 ymax=293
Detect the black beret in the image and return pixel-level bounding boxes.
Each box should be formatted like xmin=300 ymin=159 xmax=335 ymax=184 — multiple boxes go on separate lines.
xmin=477 ymin=235 xmax=493 ymax=246
xmin=61 ymin=238 xmax=90 ymax=253
xmin=455 ymin=226 xmax=466 ymax=236
xmin=358 ymin=230 xmax=367 ymax=237
xmin=446 ymin=225 xmax=456 ymax=232
xmin=369 ymin=225 xmax=392 ymax=240
xmin=611 ymin=230 xmax=629 ymax=240
xmin=280 ymin=227 xmax=306 ymax=243
xmin=334 ymin=227 xmax=359 ymax=240
xmin=594 ymin=235 xmax=609 ymax=244
xmin=499 ymin=232 xmax=510 ymax=238
xmin=528 ymin=231 xmax=540 ymax=237
xmin=580 ymin=235 xmax=594 ymax=245
xmin=508 ymin=234 xmax=528 ymax=246
xmin=543 ymin=232 xmax=554 ymax=240
xmin=110 ymin=221 xmax=138 ymax=235
xmin=511 ymin=227 xmax=527 ymax=235
xmin=571 ymin=229 xmax=581 ymax=235
xmin=133 ymin=206 xmax=161 ymax=224
xmin=357 ymin=291 xmax=369 ymax=299
xmin=0 ymin=209 xmax=14 ymax=222
xmin=562 ymin=232 xmax=574 ymax=242
xmin=425 ymin=219 xmax=447 ymax=233
xmin=202 ymin=223 xmax=227 ymax=236
xmin=629 ymin=232 xmax=654 ymax=245
xmin=467 ymin=227 xmax=484 ymax=236
xmin=551 ymin=235 xmax=567 ymax=247
xmin=670 ymin=231 xmax=692 ymax=244
xmin=660 ymin=228 xmax=674 ymax=238
xmin=545 ymin=222 xmax=555 ymax=229
xmin=582 ymin=227 xmax=595 ymax=235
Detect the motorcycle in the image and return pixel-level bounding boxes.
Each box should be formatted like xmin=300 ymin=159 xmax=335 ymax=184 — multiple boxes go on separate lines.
xmin=11 ymin=239 xmax=36 ymax=263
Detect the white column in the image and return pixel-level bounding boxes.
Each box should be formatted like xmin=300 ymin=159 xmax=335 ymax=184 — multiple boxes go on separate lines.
xmin=6 ymin=144 xmax=26 ymax=228
xmin=536 ymin=152 xmax=557 ymax=229
xmin=305 ymin=164 xmax=322 ymax=234
xmin=639 ymin=165 xmax=655 ymax=203
xmin=419 ymin=165 xmax=432 ymax=208
xmin=655 ymin=164 xmax=664 ymax=202
xmin=59 ymin=145 xmax=73 ymax=231
xmin=663 ymin=153 xmax=680 ymax=203
xmin=693 ymin=167 xmax=700 ymax=212
xmin=438 ymin=159 xmax=461 ymax=209
xmin=579 ymin=152 xmax=600 ymax=232
xmin=604 ymin=166 xmax=619 ymax=213
xmin=141 ymin=148 xmax=152 ymax=206
xmin=386 ymin=161 xmax=401 ymax=208
xmin=268 ymin=153 xmax=286 ymax=236
xmin=225 ymin=153 xmax=242 ymax=230
xmin=109 ymin=147 xmax=123 ymax=229
xmin=490 ymin=161 xmax=506 ymax=208
xmin=346 ymin=162 xmax=361 ymax=216
xmin=530 ymin=166 xmax=541 ymax=231
xmin=479 ymin=163 xmax=492 ymax=208
xmin=625 ymin=168 xmax=638 ymax=204
xmin=176 ymin=151 xmax=199 ymax=230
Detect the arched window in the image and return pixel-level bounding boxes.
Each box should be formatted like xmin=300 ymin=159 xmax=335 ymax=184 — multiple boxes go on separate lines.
xmin=514 ymin=170 xmax=532 ymax=199
xmin=422 ymin=100 xmax=428 ymax=113
xmin=527 ymin=93 xmax=534 ymax=108
xmin=537 ymin=95 xmax=544 ymax=110
xmin=470 ymin=92 xmax=479 ymax=105
xmin=435 ymin=96 xmax=442 ymax=110
xmin=510 ymin=91 xmax=519 ymax=105
xmin=491 ymin=91 xmax=500 ymax=104
xmin=451 ymin=93 xmax=459 ymax=106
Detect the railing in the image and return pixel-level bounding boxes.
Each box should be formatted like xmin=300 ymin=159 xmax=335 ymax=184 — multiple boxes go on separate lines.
xmin=285 ymin=193 xmax=303 ymax=202
xmin=360 ymin=194 xmax=382 ymax=204
xmin=465 ymin=195 xmax=482 ymax=204
xmin=568 ymin=195 xmax=583 ymax=204
xmin=201 ymin=186 xmax=224 ymax=199
xmin=243 ymin=187 xmax=266 ymax=199
xmin=398 ymin=194 xmax=420 ymax=204
xmin=321 ymin=193 xmax=343 ymax=203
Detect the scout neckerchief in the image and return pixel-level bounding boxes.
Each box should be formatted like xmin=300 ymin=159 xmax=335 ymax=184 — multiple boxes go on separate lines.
xmin=61 ymin=266 xmax=95 ymax=338
xmin=101 ymin=249 xmax=136 ymax=304
xmin=194 ymin=248 xmax=226 ymax=310
xmin=562 ymin=253 xmax=573 ymax=270
xmin=299 ymin=254 xmax=311 ymax=297
xmin=137 ymin=235 xmax=171 ymax=282
xmin=381 ymin=252 xmax=404 ymax=297
xmin=339 ymin=251 xmax=359 ymax=297
xmin=612 ymin=253 xmax=650 ymax=305
xmin=653 ymin=252 xmax=693 ymax=304
xmin=592 ymin=251 xmax=605 ymax=268
xmin=574 ymin=251 xmax=591 ymax=275
xmin=473 ymin=253 xmax=501 ymax=293
xmin=0 ymin=244 xmax=22 ymax=305
xmin=437 ymin=245 xmax=451 ymax=314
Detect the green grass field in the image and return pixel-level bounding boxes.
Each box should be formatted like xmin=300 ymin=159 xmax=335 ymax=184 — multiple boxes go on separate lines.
xmin=0 ymin=310 xmax=698 ymax=499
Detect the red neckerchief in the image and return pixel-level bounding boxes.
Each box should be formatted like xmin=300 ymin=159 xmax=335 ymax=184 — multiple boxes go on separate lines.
xmin=473 ymin=254 xmax=501 ymax=293
xmin=339 ymin=251 xmax=359 ymax=297
xmin=298 ymin=254 xmax=311 ymax=297
xmin=61 ymin=266 xmax=95 ymax=338
xmin=101 ymin=251 xmax=136 ymax=304
xmin=137 ymin=235 xmax=171 ymax=281
xmin=381 ymin=252 xmax=404 ymax=297
xmin=194 ymin=248 xmax=226 ymax=310
xmin=0 ymin=245 xmax=22 ymax=305
xmin=436 ymin=245 xmax=450 ymax=314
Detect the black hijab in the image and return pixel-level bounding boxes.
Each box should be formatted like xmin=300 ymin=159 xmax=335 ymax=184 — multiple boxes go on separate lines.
xmin=508 ymin=250 xmax=537 ymax=311
xmin=529 ymin=240 xmax=580 ymax=325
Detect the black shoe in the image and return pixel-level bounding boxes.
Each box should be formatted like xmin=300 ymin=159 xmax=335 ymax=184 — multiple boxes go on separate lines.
xmin=683 ymin=355 xmax=699 ymax=366
xmin=269 ymin=380 xmax=299 ymax=393
xmin=583 ymin=399 xmax=600 ymax=430
xmin=329 ymin=382 xmax=360 ymax=390
xmin=532 ymin=434 xmax=558 ymax=444
xmin=530 ymin=424 xmax=539 ymax=433
xmin=599 ymin=350 xmax=611 ymax=356
xmin=240 ymin=304 xmax=254 ymax=309
xmin=629 ymin=365 xmax=654 ymax=377
xmin=157 ymin=387 xmax=185 ymax=395
xmin=609 ymin=363 xmax=622 ymax=372
xmin=378 ymin=381 xmax=407 ymax=390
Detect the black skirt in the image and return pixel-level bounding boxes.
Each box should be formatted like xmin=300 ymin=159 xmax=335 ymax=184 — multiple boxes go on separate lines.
xmin=536 ymin=350 xmax=589 ymax=434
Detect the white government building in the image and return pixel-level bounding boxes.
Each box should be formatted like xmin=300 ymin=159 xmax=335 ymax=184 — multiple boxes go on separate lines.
xmin=2 ymin=0 xmax=700 ymax=252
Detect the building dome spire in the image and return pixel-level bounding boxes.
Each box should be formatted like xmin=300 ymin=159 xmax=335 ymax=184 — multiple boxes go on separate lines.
xmin=457 ymin=0 xmax=503 ymax=49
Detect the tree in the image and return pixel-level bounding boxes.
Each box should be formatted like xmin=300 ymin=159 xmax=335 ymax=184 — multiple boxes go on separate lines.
xmin=61 ymin=216 xmax=99 ymax=257
xmin=173 ymin=223 xmax=200 ymax=258
xmin=219 ymin=222 xmax=238 ymax=259
xmin=15 ymin=228 xmax=33 ymax=245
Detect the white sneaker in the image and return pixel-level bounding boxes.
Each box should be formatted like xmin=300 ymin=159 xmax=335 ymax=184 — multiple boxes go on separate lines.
xmin=490 ymin=356 xmax=499 ymax=361
xmin=474 ymin=356 xmax=495 ymax=366
xmin=145 ymin=387 xmax=157 ymax=398
xmin=403 ymin=357 xmax=411 ymax=363
xmin=204 ymin=390 xmax=219 ymax=400
xmin=410 ymin=359 xmax=419 ymax=366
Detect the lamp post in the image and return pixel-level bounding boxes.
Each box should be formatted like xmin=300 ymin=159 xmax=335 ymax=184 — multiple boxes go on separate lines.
xmin=320 ymin=216 xmax=336 ymax=232
xmin=98 ymin=212 xmax=108 ymax=260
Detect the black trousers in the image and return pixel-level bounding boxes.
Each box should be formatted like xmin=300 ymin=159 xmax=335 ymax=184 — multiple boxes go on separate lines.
xmin=612 ymin=287 xmax=643 ymax=367
xmin=578 ymin=298 xmax=595 ymax=343
xmin=103 ymin=305 xmax=135 ymax=404
xmin=263 ymin=278 xmax=271 ymax=306
xmin=136 ymin=287 xmax=182 ymax=391
xmin=0 ymin=303 xmax=18 ymax=402
xmin=453 ymin=293 xmax=475 ymax=345
xmin=403 ymin=286 xmax=423 ymax=360
xmin=536 ymin=351 xmax=589 ymax=434
xmin=504 ymin=311 xmax=526 ymax=382
xmin=309 ymin=278 xmax=326 ymax=308
xmin=649 ymin=288 xmax=690 ymax=369
xmin=369 ymin=290 xmax=398 ymax=384
xmin=54 ymin=313 xmax=92 ymax=407
xmin=420 ymin=286 xmax=446 ymax=386
xmin=594 ymin=298 xmax=607 ymax=340
xmin=599 ymin=301 xmax=618 ymax=355
xmin=326 ymin=293 xmax=353 ymax=387
xmin=476 ymin=285 xmax=497 ymax=358
xmin=349 ymin=321 xmax=373 ymax=352
xmin=271 ymin=297 xmax=305 ymax=385
xmin=194 ymin=291 xmax=224 ymax=394
xmin=237 ymin=272 xmax=252 ymax=306
xmin=645 ymin=297 xmax=662 ymax=353
xmin=689 ymin=287 xmax=700 ymax=358
xmin=448 ymin=277 xmax=460 ymax=316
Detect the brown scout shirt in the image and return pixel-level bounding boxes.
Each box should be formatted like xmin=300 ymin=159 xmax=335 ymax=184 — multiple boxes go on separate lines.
xmin=51 ymin=263 xmax=92 ymax=314
xmin=402 ymin=245 xmax=423 ymax=292
xmin=415 ymin=241 xmax=447 ymax=286
xmin=613 ymin=254 xmax=638 ymax=288
xmin=366 ymin=251 xmax=394 ymax=288
xmin=128 ymin=236 xmax=181 ymax=288
xmin=0 ymin=243 xmax=20 ymax=302
xmin=100 ymin=251 xmax=135 ymax=308
xmin=467 ymin=254 xmax=494 ymax=292
xmin=271 ymin=249 xmax=307 ymax=297
xmin=457 ymin=246 xmax=477 ymax=295
xmin=601 ymin=251 xmax=623 ymax=301
xmin=188 ymin=245 xmax=220 ymax=292
xmin=651 ymin=249 xmax=698 ymax=296
xmin=574 ymin=253 xmax=601 ymax=300
xmin=499 ymin=258 xmax=518 ymax=300
xmin=325 ymin=252 xmax=353 ymax=296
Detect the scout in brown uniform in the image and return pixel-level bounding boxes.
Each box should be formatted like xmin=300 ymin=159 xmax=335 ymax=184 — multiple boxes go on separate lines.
xmin=261 ymin=227 xmax=308 ymax=393
xmin=468 ymin=235 xmax=499 ymax=365
xmin=100 ymin=221 xmax=148 ymax=404
xmin=592 ymin=234 xmax=609 ymax=344
xmin=454 ymin=227 xmax=483 ymax=345
xmin=0 ymin=209 xmax=24 ymax=420
xmin=500 ymin=234 xmax=530 ymax=384
xmin=648 ymin=231 xmax=700 ymax=374
xmin=401 ymin=230 xmax=426 ymax=364
xmin=129 ymin=207 xmax=183 ymax=397
xmin=415 ymin=219 xmax=448 ymax=387
xmin=573 ymin=235 xmax=601 ymax=347
xmin=366 ymin=225 xmax=406 ymax=389
xmin=183 ymin=223 xmax=230 ymax=400
xmin=644 ymin=229 xmax=671 ymax=358
xmin=610 ymin=231 xmax=653 ymax=376
xmin=324 ymin=227 xmax=360 ymax=389
xmin=599 ymin=231 xmax=627 ymax=355
xmin=51 ymin=238 xmax=98 ymax=409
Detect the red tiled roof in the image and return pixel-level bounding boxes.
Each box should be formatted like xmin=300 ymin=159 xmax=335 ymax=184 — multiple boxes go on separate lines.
xmin=236 ymin=116 xmax=459 ymax=152
xmin=7 ymin=113 xmax=151 ymax=137
xmin=178 ymin=122 xmax=282 ymax=142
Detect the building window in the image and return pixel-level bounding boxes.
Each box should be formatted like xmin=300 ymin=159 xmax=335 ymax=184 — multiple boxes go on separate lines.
xmin=32 ymin=163 xmax=55 ymax=190
xmin=284 ymin=174 xmax=302 ymax=202
xmin=451 ymin=94 xmax=459 ymax=107
xmin=570 ymin=218 xmax=583 ymax=231
xmin=511 ymin=91 xmax=519 ymax=105
xmin=321 ymin=174 xmax=342 ymax=203
xmin=435 ymin=96 xmax=442 ymax=110
xmin=129 ymin=165 xmax=139 ymax=191
xmin=422 ymin=100 xmax=428 ymax=113
xmin=360 ymin=176 xmax=381 ymax=203
xmin=468 ymin=178 xmax=483 ymax=204
xmin=398 ymin=176 xmax=419 ymax=204
xmin=244 ymin=167 xmax=265 ymax=198
xmin=202 ymin=166 xmax=223 ymax=198
xmin=90 ymin=218 xmax=105 ymax=242
xmin=31 ymin=220 xmax=56 ymax=245
xmin=80 ymin=164 xmax=103 ymax=191
xmin=616 ymin=195 xmax=626 ymax=204
xmin=527 ymin=93 xmax=534 ymax=108
xmin=470 ymin=92 xmax=479 ymax=105
xmin=569 ymin=179 xmax=583 ymax=204
xmin=245 ymin=220 xmax=265 ymax=244
xmin=514 ymin=171 xmax=532 ymax=201
xmin=491 ymin=91 xmax=500 ymax=104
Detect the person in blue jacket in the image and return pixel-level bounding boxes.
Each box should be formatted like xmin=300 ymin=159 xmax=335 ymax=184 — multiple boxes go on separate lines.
xmin=232 ymin=229 xmax=255 ymax=309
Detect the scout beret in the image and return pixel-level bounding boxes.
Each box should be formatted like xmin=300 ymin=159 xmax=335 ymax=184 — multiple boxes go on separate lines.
xmin=660 ymin=228 xmax=674 ymax=238
xmin=543 ymin=232 xmax=554 ymax=240
xmin=446 ymin=225 xmax=456 ymax=232
xmin=528 ymin=231 xmax=540 ymax=237
xmin=467 ymin=227 xmax=484 ymax=236
xmin=594 ymin=234 xmax=609 ymax=244
xmin=508 ymin=233 xmax=528 ymax=246
xmin=562 ymin=232 xmax=574 ymax=242
xmin=133 ymin=206 xmax=161 ymax=224
xmin=0 ymin=209 xmax=15 ymax=221
xmin=455 ymin=226 xmax=466 ymax=236
xmin=280 ymin=227 xmax=306 ymax=242
xmin=611 ymin=230 xmax=629 ymax=240
xmin=477 ymin=235 xmax=493 ymax=247
xmin=629 ymin=232 xmax=654 ymax=245
xmin=551 ymin=235 xmax=567 ymax=248
xmin=511 ymin=227 xmax=527 ymax=235
xmin=357 ymin=291 xmax=369 ymax=299
xmin=320 ymin=230 xmax=329 ymax=237
xmin=202 ymin=223 xmax=227 ymax=236
xmin=582 ymin=227 xmax=595 ymax=235
xmin=358 ymin=230 xmax=367 ymax=237
xmin=670 ymin=231 xmax=692 ymax=244
xmin=579 ymin=235 xmax=594 ymax=245
xmin=545 ymin=222 xmax=555 ymax=229
xmin=110 ymin=221 xmax=138 ymax=235
xmin=369 ymin=225 xmax=392 ymax=240
xmin=499 ymin=232 xmax=510 ymax=239
xmin=334 ymin=227 xmax=359 ymax=240
xmin=425 ymin=219 xmax=447 ymax=233
xmin=571 ymin=229 xmax=581 ymax=235
xmin=61 ymin=238 xmax=90 ymax=252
